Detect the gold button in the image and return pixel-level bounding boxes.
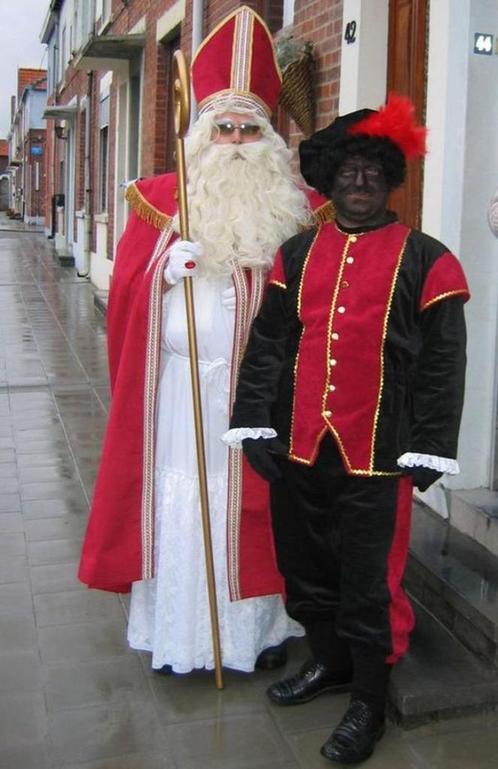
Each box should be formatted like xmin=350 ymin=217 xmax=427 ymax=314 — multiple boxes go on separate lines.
xmin=346 ymin=256 xmax=354 ymax=264
xmin=323 ymin=410 xmax=332 ymax=418
xmin=350 ymin=235 xmax=357 ymax=243
xmin=337 ymin=306 xmax=346 ymax=314
xmin=341 ymin=280 xmax=349 ymax=288
xmin=329 ymin=384 xmax=336 ymax=392
xmin=331 ymin=332 xmax=339 ymax=340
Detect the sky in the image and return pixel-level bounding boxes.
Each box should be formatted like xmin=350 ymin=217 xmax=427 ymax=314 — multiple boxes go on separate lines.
xmin=0 ymin=0 xmax=48 ymax=138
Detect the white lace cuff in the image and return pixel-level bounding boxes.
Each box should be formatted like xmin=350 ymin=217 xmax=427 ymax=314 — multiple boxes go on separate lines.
xmin=397 ymin=452 xmax=460 ymax=475
xmin=221 ymin=427 xmax=277 ymax=449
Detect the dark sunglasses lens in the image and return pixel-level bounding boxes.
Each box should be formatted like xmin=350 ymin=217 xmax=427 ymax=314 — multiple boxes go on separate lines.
xmin=239 ymin=124 xmax=260 ymax=136
xmin=216 ymin=122 xmax=235 ymax=135
xmin=215 ymin=121 xmax=260 ymax=136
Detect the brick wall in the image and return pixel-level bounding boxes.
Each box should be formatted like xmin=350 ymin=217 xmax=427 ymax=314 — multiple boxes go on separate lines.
xmin=286 ymin=0 xmax=343 ymax=156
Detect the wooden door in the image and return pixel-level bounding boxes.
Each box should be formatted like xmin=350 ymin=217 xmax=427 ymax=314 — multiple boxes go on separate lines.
xmin=387 ymin=0 xmax=427 ymax=228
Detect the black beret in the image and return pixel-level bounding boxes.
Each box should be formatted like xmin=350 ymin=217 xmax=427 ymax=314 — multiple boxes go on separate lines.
xmin=299 ymin=110 xmax=375 ymax=189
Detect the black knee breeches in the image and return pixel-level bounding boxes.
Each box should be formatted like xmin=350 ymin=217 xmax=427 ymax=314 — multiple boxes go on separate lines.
xmin=270 ymin=434 xmax=414 ymax=663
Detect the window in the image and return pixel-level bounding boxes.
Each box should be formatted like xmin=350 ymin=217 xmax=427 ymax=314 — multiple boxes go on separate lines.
xmin=254 ymin=0 xmax=284 ymax=33
xmin=98 ymin=94 xmax=110 ymax=212
xmin=95 ymin=0 xmax=111 ymax=28
xmin=60 ymin=25 xmax=66 ymax=79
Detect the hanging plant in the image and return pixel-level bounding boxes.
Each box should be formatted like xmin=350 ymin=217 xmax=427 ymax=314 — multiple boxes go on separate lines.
xmin=275 ymin=34 xmax=315 ymax=137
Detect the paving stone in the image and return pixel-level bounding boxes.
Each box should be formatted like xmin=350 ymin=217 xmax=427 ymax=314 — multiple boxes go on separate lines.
xmin=28 ymin=538 xmax=82 ymax=566
xmin=45 ymin=655 xmax=151 ymax=711
xmin=0 ymin=555 xmax=29 ymax=584
xmin=62 ymin=755 xmax=173 ymax=769
xmin=38 ymin=620 xmax=129 ymax=663
xmin=30 ymin=561 xmax=83 ymax=594
xmin=0 ymin=650 xmax=45 ymax=693
xmin=34 ymin=589 xmax=123 ymax=627
xmin=0 ymin=531 xmax=26 ymax=557
xmin=162 ymin=714 xmax=298 ymax=769
xmin=49 ymin=700 xmax=166 ymax=765
xmin=24 ymin=515 xmax=86 ymax=542
xmin=0 ymin=582 xmax=33 ymax=615
xmin=22 ymin=497 xmax=88 ymax=518
xmin=0 ymin=614 xmax=37 ymax=652
xmin=0 ymin=513 xmax=23 ymax=533
xmin=406 ymin=725 xmax=498 ymax=769
xmin=0 ymin=692 xmax=48 ymax=750
xmin=0 ymin=493 xmax=21 ymax=512
xmin=0 ymin=743 xmax=52 ymax=769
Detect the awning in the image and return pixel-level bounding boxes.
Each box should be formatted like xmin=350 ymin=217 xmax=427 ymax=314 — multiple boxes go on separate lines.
xmin=75 ymin=34 xmax=146 ymax=71
xmin=43 ymin=104 xmax=79 ymax=120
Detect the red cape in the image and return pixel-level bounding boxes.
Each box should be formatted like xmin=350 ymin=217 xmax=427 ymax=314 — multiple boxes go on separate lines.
xmin=79 ymin=173 xmax=329 ymax=595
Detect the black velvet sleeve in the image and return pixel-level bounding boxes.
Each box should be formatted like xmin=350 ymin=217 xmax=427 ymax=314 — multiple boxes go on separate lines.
xmin=410 ymin=296 xmax=467 ymax=458
xmin=230 ymin=282 xmax=290 ymax=429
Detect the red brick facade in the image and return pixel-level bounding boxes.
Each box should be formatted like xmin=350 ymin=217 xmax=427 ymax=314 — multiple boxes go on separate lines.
xmin=44 ymin=0 xmax=343 ymax=267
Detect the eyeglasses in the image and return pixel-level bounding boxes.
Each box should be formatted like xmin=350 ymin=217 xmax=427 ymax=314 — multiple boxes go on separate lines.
xmin=337 ymin=164 xmax=383 ymax=180
xmin=214 ymin=120 xmax=261 ymax=137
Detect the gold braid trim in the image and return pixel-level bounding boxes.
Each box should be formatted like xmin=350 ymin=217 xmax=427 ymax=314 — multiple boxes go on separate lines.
xmin=125 ymin=183 xmax=173 ymax=231
xmin=312 ymin=201 xmax=335 ymax=227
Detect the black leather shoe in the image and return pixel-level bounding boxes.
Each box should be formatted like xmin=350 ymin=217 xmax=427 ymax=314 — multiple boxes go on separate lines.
xmin=266 ymin=660 xmax=352 ymax=705
xmin=320 ymin=699 xmax=385 ymax=764
xmin=155 ymin=664 xmax=173 ymax=675
xmin=255 ymin=642 xmax=288 ymax=670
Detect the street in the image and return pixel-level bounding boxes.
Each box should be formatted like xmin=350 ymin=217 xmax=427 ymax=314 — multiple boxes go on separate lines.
xmin=1 ymin=214 xmax=497 ymax=768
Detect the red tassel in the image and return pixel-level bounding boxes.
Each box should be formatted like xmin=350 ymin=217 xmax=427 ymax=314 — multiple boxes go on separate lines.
xmin=349 ymin=93 xmax=427 ymax=159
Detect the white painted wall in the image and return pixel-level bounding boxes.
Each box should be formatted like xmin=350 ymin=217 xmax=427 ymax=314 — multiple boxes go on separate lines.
xmin=423 ymin=0 xmax=498 ymax=490
xmin=91 ymin=214 xmax=113 ymax=290
xmin=339 ymin=0 xmax=389 ymax=115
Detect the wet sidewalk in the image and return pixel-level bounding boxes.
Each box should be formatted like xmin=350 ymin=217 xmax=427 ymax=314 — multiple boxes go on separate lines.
xmin=1 ymin=223 xmax=498 ymax=769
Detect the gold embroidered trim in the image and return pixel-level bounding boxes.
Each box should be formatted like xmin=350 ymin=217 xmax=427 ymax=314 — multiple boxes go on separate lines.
xmin=321 ymin=234 xmax=351 ymax=419
xmin=421 ymin=289 xmax=469 ymax=311
xmin=269 ymin=279 xmax=286 ymax=289
xmin=141 ymin=227 xmax=174 ymax=579
xmin=126 ymin=183 xmax=172 ymax=231
xmin=232 ymin=8 xmax=252 ymax=94
xmin=369 ymin=234 xmax=409 ymax=472
xmin=192 ymin=6 xmax=281 ymax=84
xmin=227 ymin=265 xmax=250 ymax=601
xmin=312 ymin=201 xmax=335 ymax=226
xmin=197 ymin=89 xmax=272 ymax=117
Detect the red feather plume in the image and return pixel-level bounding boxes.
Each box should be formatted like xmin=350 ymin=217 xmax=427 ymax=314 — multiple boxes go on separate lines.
xmin=349 ymin=92 xmax=427 ymax=159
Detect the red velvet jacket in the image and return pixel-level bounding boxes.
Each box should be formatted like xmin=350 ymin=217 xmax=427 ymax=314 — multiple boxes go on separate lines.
xmin=231 ymin=216 xmax=470 ymax=475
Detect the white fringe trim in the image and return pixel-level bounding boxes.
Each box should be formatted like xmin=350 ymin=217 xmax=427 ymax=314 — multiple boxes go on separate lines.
xmin=221 ymin=427 xmax=277 ymax=449
xmin=397 ymin=452 xmax=460 ymax=475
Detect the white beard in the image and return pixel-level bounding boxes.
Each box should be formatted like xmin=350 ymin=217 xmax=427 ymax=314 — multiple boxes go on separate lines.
xmin=173 ymin=135 xmax=311 ymax=276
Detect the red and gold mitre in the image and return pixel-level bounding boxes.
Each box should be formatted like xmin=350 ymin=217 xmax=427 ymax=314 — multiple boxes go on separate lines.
xmin=191 ymin=5 xmax=282 ymax=118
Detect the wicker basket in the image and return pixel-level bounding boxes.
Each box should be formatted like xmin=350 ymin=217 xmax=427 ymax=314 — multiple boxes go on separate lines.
xmin=279 ymin=47 xmax=315 ymax=137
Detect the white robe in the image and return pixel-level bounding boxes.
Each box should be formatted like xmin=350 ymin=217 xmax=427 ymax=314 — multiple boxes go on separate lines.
xmin=127 ymin=274 xmax=303 ymax=672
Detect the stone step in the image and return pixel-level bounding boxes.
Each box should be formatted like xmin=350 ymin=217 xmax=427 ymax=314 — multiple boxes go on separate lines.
xmin=390 ymin=599 xmax=498 ymax=727
xmin=406 ymin=500 xmax=498 ymax=668
xmin=448 ymin=487 xmax=498 ymax=558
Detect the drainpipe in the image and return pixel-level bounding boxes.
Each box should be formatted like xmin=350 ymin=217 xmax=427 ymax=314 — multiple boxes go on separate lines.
xmin=190 ymin=0 xmax=204 ymax=125
xmin=78 ymin=70 xmax=93 ymax=278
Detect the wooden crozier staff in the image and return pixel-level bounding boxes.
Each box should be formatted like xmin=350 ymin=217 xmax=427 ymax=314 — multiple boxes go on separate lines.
xmin=173 ymin=50 xmax=224 ymax=690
